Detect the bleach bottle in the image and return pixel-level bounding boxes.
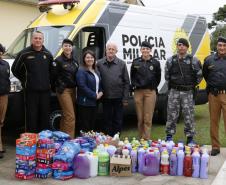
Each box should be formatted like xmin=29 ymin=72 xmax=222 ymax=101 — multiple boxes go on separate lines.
xmin=74 ymin=152 xmax=90 ymax=179
xmin=169 ymin=148 xmax=177 ymax=176
xmin=143 ymin=150 xmax=159 ymax=176
xmin=183 ymin=147 xmax=192 ymax=177
xmin=192 ymin=148 xmax=200 ymax=178
xmin=200 ymin=148 xmax=209 ymax=179
xmin=177 ymin=149 xmax=185 ymax=176
xmin=86 ymin=152 xmax=98 ymax=177
xmin=160 ymin=150 xmax=169 ymax=175
xmin=98 ymin=148 xmax=110 ymax=176
xmin=138 ymin=147 xmax=146 ymax=173
xmin=131 ymin=148 xmax=138 ymax=173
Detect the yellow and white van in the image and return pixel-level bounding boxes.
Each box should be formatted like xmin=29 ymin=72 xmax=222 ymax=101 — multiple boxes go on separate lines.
xmin=4 ymin=0 xmax=211 ymax=127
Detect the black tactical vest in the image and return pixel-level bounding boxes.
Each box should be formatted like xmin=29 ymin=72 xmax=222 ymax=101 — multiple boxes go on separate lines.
xmin=169 ymin=55 xmax=195 ymax=86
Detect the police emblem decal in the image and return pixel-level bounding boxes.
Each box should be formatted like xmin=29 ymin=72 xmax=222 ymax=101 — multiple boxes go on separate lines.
xmin=43 ymin=55 xmax=47 ymax=59
xmin=149 ymin=66 xmax=154 ymax=70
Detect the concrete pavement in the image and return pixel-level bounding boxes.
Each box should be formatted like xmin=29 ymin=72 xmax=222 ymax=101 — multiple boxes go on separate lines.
xmin=0 ymin=145 xmax=225 ymax=185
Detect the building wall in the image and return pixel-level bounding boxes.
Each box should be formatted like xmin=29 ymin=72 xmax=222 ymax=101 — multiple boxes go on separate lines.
xmin=0 ymin=1 xmax=40 ymax=47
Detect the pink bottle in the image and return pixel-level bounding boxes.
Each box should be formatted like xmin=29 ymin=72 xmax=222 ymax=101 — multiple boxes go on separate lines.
xmin=74 ymin=152 xmax=90 ymax=179
xmin=143 ymin=150 xmax=159 ymax=176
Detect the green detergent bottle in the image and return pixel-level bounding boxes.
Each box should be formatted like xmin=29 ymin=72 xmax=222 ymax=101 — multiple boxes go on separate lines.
xmin=98 ymin=149 xmax=110 ymax=176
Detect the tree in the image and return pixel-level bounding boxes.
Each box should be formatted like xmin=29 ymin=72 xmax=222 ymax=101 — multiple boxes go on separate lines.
xmin=208 ymin=4 xmax=226 ymax=51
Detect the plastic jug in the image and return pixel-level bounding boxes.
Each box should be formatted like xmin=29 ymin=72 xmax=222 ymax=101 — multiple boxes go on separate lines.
xmin=138 ymin=147 xmax=146 ymax=173
xmin=183 ymin=147 xmax=192 ymax=177
xmin=86 ymin=152 xmax=98 ymax=177
xmin=98 ymin=149 xmax=110 ymax=176
xmin=74 ymin=152 xmax=90 ymax=179
xmin=192 ymin=148 xmax=200 ymax=178
xmin=154 ymin=148 xmax=160 ymax=172
xmin=143 ymin=150 xmax=159 ymax=176
xmin=169 ymin=148 xmax=177 ymax=176
xmin=106 ymin=145 xmax=117 ymax=157
xmin=131 ymin=148 xmax=138 ymax=173
xmin=160 ymin=150 xmax=169 ymax=175
xmin=200 ymin=148 xmax=209 ymax=179
xmin=177 ymin=149 xmax=184 ymax=176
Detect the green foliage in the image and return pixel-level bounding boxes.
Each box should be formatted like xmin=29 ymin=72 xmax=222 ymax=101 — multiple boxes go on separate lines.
xmin=208 ymin=4 xmax=226 ymax=51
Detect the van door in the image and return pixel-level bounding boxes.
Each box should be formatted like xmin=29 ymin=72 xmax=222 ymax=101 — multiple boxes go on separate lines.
xmin=72 ymin=26 xmax=106 ymax=63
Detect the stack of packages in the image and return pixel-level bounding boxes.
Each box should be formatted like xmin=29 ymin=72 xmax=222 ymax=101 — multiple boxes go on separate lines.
xmin=36 ymin=138 xmax=55 ymax=179
xmin=15 ymin=133 xmax=38 ymax=180
xmin=52 ymin=141 xmax=81 ymax=180
xmin=52 ymin=131 xmax=70 ymax=153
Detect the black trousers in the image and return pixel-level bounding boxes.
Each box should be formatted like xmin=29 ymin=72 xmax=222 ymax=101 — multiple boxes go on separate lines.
xmin=24 ymin=90 xmax=50 ymax=133
xmin=77 ymin=105 xmax=97 ymax=133
xmin=102 ymin=98 xmax=123 ymax=137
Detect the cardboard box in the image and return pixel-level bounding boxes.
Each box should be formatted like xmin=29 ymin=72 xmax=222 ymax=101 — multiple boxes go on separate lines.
xmin=110 ymin=155 xmax=132 ymax=176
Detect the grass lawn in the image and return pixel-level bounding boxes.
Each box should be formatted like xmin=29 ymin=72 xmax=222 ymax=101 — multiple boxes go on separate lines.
xmin=121 ymin=103 xmax=226 ymax=147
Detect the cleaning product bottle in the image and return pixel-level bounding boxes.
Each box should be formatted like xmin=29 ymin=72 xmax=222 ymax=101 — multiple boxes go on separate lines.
xmin=178 ymin=141 xmax=184 ymax=151
xmin=143 ymin=150 xmax=159 ymax=176
xmin=98 ymin=148 xmax=110 ymax=176
xmin=192 ymin=147 xmax=200 ymax=178
xmin=183 ymin=147 xmax=192 ymax=177
xmin=106 ymin=145 xmax=117 ymax=157
xmin=160 ymin=150 xmax=169 ymax=175
xmin=87 ymin=152 xmax=98 ymax=177
xmin=154 ymin=148 xmax=160 ymax=173
xmin=169 ymin=148 xmax=177 ymax=176
xmin=138 ymin=147 xmax=145 ymax=173
xmin=177 ymin=149 xmax=185 ymax=176
xmin=200 ymin=148 xmax=209 ymax=179
xmin=131 ymin=148 xmax=138 ymax=173
xmin=74 ymin=152 xmax=90 ymax=179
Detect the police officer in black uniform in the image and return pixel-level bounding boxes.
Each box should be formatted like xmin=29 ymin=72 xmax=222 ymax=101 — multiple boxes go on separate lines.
xmin=51 ymin=39 xmax=79 ymax=138
xmin=203 ymin=36 xmax=226 ymax=156
xmin=130 ymin=41 xmax=161 ymax=140
xmin=0 ymin=43 xmax=10 ymax=158
xmin=12 ymin=31 xmax=53 ymax=133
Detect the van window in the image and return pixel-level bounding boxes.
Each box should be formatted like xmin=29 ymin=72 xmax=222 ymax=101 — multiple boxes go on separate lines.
xmin=73 ymin=27 xmax=106 ymax=63
xmin=6 ymin=26 xmax=74 ymax=58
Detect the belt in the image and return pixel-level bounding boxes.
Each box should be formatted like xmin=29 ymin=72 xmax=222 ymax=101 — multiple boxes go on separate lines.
xmin=216 ymin=90 xmax=226 ymax=94
xmin=171 ymin=85 xmax=193 ymax=91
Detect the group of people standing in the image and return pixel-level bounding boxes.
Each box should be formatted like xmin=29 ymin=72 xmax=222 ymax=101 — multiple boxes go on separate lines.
xmin=0 ymin=30 xmax=226 ymax=159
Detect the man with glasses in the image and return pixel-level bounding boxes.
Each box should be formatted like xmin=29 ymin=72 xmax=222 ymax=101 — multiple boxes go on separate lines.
xmin=130 ymin=41 xmax=161 ymax=140
xmin=203 ymin=36 xmax=226 ymax=156
xmin=165 ymin=38 xmax=202 ymax=144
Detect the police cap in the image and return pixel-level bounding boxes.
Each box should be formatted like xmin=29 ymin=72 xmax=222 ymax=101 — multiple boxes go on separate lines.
xmin=217 ymin=36 xmax=226 ymax=44
xmin=141 ymin=41 xmax=152 ymax=49
xmin=62 ymin=39 xmax=73 ymax=46
xmin=177 ymin=38 xmax=189 ymax=48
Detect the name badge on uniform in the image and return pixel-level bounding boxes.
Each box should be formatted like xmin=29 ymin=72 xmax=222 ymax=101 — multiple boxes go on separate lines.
xmin=149 ymin=65 xmax=154 ymax=71
xmin=43 ymin=55 xmax=47 ymax=59
xmin=208 ymin=65 xmax=214 ymax=69
xmin=27 ymin=55 xmax=35 ymax=59
xmin=63 ymin=64 xmax=68 ymax=68
xmin=133 ymin=65 xmax=140 ymax=69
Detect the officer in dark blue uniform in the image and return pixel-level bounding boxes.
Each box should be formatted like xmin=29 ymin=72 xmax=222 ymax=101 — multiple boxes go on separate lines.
xmin=0 ymin=43 xmax=10 ymax=158
xmin=12 ymin=31 xmax=53 ymax=133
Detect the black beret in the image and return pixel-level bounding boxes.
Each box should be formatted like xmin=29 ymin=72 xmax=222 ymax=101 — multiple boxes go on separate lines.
xmin=217 ymin=36 xmax=226 ymax=43
xmin=141 ymin=41 xmax=152 ymax=49
xmin=0 ymin=43 xmax=5 ymax=53
xmin=62 ymin=39 xmax=73 ymax=46
xmin=177 ymin=38 xmax=189 ymax=48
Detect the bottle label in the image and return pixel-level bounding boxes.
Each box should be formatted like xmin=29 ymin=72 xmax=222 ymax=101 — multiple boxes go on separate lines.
xmin=98 ymin=162 xmax=109 ymax=175
xmin=161 ymin=164 xmax=169 ymax=175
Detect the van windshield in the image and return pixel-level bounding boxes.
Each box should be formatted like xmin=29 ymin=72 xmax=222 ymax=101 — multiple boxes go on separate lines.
xmin=5 ymin=26 xmax=74 ymax=58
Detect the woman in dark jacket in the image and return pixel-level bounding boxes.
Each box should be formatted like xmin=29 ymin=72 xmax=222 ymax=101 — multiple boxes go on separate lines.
xmin=52 ymin=39 xmax=79 ymax=138
xmin=0 ymin=43 xmax=10 ymax=158
xmin=76 ymin=50 xmax=103 ymax=132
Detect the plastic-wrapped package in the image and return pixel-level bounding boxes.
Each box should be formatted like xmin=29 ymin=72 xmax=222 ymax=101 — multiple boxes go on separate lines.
xmin=39 ymin=130 xmax=53 ymax=139
xmin=52 ymin=169 xmax=74 ymax=180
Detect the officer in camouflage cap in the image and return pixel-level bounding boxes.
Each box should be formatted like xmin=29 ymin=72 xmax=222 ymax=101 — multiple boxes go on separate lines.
xmin=165 ymin=38 xmax=203 ymax=144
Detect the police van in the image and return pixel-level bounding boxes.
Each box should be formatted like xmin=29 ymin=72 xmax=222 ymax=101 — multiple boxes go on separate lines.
xmin=3 ymin=0 xmax=210 ymax=129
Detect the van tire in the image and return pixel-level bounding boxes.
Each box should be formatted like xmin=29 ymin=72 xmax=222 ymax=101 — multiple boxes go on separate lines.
xmin=49 ymin=110 xmax=62 ymax=130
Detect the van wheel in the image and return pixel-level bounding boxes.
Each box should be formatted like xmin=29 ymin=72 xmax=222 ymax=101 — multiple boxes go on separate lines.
xmin=49 ymin=110 xmax=62 ymax=130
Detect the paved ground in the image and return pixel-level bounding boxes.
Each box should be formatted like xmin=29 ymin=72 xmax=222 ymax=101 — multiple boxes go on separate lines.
xmin=0 ymin=144 xmax=225 ymax=185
